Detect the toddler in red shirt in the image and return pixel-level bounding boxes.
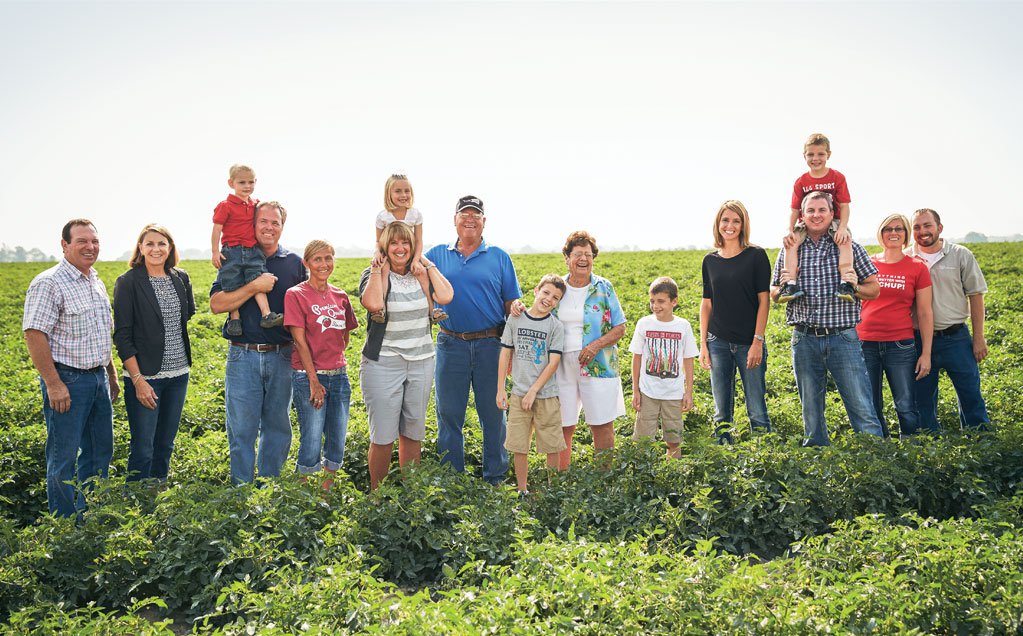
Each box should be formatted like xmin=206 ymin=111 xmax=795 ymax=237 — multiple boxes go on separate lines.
xmin=211 ymin=164 xmax=282 ymax=336
xmin=779 ymin=133 xmax=856 ymax=303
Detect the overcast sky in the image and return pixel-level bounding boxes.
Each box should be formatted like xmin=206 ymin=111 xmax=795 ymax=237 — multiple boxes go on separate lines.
xmin=2 ymin=1 xmax=1020 ymax=257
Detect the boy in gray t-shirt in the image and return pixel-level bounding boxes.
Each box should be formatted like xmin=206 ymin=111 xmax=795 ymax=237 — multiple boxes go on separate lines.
xmin=497 ymin=274 xmax=567 ymax=496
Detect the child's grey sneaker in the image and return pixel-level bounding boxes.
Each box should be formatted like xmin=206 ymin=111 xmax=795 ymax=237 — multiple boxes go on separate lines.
xmin=259 ymin=312 xmax=284 ymax=329
xmin=226 ymin=319 xmax=243 ymax=336
xmin=369 ymin=310 xmax=386 ymax=324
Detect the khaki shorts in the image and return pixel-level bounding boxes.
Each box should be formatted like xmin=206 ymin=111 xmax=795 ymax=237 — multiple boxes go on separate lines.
xmin=632 ymin=392 xmax=684 ymax=444
xmin=506 ymin=396 xmax=567 ymax=454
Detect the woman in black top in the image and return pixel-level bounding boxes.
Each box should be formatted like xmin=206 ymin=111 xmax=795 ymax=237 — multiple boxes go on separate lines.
xmin=699 ymin=201 xmax=772 ymax=444
xmin=113 ymin=224 xmax=195 ymax=481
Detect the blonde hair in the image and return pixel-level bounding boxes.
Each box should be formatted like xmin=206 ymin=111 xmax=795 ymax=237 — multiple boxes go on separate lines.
xmin=804 ymin=133 xmax=831 ymax=153
xmin=876 ymin=213 xmax=911 ymax=248
xmin=303 ymin=239 xmax=335 ymax=263
xmin=384 ymin=174 xmax=414 ymax=213
xmin=229 ymin=164 xmax=255 ymax=180
xmin=129 ymin=224 xmax=179 ymax=271
xmin=712 ymin=200 xmax=752 ymax=249
xmin=378 ymin=221 xmax=417 ymax=259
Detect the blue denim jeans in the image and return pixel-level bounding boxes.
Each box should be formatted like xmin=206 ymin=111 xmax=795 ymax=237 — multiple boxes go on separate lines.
xmin=224 ymin=344 xmax=294 ymax=484
xmin=435 ymin=332 xmax=508 ymax=484
xmin=41 ymin=364 xmax=114 ymax=517
xmin=791 ymin=327 xmax=884 ymax=446
xmin=123 ymin=372 xmax=190 ymax=481
xmin=706 ymin=334 xmax=772 ymax=439
xmin=861 ymin=339 xmax=924 ymax=438
xmin=914 ymin=326 xmax=989 ymax=431
xmin=292 ymin=370 xmax=351 ymax=474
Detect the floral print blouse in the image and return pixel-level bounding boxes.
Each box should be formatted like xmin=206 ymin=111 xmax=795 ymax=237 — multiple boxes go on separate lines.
xmin=554 ymin=273 xmax=626 ymax=378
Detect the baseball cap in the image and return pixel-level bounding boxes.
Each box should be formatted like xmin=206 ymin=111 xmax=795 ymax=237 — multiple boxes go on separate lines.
xmin=456 ymin=195 xmax=485 ymax=214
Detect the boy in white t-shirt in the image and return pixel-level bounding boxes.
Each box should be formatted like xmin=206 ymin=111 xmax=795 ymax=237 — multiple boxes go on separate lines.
xmin=628 ymin=276 xmax=698 ymax=458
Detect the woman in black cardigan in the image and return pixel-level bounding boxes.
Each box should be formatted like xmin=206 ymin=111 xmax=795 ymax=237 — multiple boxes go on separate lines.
xmin=113 ymin=224 xmax=195 ymax=481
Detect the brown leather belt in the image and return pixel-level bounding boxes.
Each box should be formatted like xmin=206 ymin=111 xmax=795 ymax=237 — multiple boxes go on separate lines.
xmin=438 ymin=326 xmax=501 ymax=341
xmin=231 ymin=341 xmax=291 ymax=352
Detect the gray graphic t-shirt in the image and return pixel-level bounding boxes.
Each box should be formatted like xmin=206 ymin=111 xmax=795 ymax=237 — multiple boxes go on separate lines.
xmin=501 ymin=312 xmax=565 ymax=398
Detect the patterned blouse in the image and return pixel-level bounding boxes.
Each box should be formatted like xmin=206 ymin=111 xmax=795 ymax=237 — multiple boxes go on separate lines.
xmin=553 ymin=273 xmax=626 ymax=378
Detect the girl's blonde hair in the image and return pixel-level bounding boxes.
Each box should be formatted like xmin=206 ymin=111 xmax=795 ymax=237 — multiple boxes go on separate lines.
xmin=876 ymin=213 xmax=911 ymax=248
xmin=129 ymin=224 xmax=179 ymax=271
xmin=384 ymin=174 xmax=414 ymax=213
xmin=303 ymin=239 xmax=335 ymax=263
xmin=712 ymin=200 xmax=753 ymax=249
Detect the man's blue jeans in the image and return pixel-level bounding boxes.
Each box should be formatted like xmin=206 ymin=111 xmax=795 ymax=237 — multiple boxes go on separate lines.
xmin=914 ymin=326 xmax=990 ymax=431
xmin=706 ymin=334 xmax=772 ymax=438
xmin=861 ymin=339 xmax=925 ymax=438
xmin=791 ymin=327 xmax=884 ymax=446
xmin=41 ymin=364 xmax=113 ymax=517
xmin=435 ymin=332 xmax=508 ymax=484
xmin=292 ymin=370 xmax=350 ymax=474
xmin=123 ymin=371 xmax=190 ymax=480
xmin=225 ymin=345 xmax=294 ymax=484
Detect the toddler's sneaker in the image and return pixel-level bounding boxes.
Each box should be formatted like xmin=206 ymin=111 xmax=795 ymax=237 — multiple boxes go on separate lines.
xmin=369 ymin=310 xmax=386 ymax=324
xmin=431 ymin=307 xmax=449 ymax=324
xmin=835 ymin=282 xmax=857 ymax=302
xmin=226 ymin=319 xmax=243 ymax=336
xmin=778 ymin=282 xmax=804 ymax=303
xmin=260 ymin=312 xmax=284 ymax=328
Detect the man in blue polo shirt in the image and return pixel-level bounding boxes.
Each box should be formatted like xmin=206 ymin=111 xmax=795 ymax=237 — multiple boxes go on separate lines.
xmin=210 ymin=201 xmax=307 ymax=484
xmin=427 ymin=195 xmax=524 ymax=484
xmin=771 ymin=191 xmax=884 ymax=446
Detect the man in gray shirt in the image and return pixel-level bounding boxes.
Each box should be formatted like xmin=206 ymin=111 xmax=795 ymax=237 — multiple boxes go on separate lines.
xmin=911 ymin=208 xmax=990 ymax=431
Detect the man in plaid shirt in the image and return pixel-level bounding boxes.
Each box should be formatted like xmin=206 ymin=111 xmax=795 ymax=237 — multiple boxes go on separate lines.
xmin=771 ymin=192 xmax=884 ymax=446
xmin=23 ymin=219 xmax=119 ymax=518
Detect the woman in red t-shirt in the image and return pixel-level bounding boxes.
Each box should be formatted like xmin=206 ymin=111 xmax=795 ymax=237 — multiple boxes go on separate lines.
xmin=284 ymin=240 xmax=358 ymax=488
xmin=857 ymin=214 xmax=934 ymax=437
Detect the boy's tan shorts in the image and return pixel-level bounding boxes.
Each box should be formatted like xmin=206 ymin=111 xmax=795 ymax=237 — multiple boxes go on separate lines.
xmin=505 ymin=396 xmax=566 ymax=454
xmin=632 ymin=392 xmax=684 ymax=444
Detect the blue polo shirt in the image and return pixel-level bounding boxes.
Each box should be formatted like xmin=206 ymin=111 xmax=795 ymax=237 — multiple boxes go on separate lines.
xmin=426 ymin=238 xmax=521 ymax=333
xmin=210 ymin=246 xmax=307 ymax=344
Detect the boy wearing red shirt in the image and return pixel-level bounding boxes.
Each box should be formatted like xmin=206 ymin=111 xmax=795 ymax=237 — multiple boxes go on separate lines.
xmin=211 ymin=164 xmax=282 ymax=336
xmin=779 ymin=133 xmax=856 ymax=303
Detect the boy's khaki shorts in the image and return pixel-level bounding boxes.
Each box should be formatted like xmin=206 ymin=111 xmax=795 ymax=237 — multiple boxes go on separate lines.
xmin=632 ymin=392 xmax=684 ymax=444
xmin=505 ymin=396 xmax=566 ymax=454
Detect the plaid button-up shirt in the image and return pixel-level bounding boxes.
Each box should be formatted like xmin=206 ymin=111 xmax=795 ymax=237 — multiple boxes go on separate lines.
xmin=23 ymin=258 xmax=113 ymax=369
xmin=772 ymin=235 xmax=877 ymax=329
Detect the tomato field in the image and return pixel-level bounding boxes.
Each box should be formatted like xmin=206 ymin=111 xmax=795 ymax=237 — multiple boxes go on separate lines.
xmin=1 ymin=244 xmax=1022 ymax=634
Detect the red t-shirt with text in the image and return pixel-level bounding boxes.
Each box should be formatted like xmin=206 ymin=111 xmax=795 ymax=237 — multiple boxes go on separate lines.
xmin=284 ymin=281 xmax=358 ymax=370
xmin=791 ymin=168 xmax=851 ymax=220
xmin=213 ymin=194 xmax=258 ymax=247
xmin=857 ymin=255 xmax=931 ymax=342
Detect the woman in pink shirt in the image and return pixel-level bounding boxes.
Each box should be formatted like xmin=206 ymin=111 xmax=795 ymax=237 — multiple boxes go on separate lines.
xmin=857 ymin=214 xmax=934 ymax=437
xmin=284 ymin=240 xmax=358 ymax=487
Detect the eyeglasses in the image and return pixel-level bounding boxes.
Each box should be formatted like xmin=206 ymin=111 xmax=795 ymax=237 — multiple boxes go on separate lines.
xmin=881 ymin=227 xmax=907 ymax=234
xmin=570 ymin=252 xmax=594 ymax=260
xmin=457 ymin=210 xmax=484 ymax=219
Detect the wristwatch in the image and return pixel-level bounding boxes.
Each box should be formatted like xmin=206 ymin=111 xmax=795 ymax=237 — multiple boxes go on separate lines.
xmin=754 ymin=334 xmax=766 ymax=342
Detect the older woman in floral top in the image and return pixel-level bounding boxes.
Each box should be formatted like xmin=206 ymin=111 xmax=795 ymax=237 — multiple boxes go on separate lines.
xmin=553 ymin=231 xmax=627 ymax=468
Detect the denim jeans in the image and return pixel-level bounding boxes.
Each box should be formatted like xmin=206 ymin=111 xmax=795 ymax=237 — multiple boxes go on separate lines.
xmin=791 ymin=327 xmax=884 ymax=446
xmin=292 ymin=370 xmax=351 ymax=474
xmin=861 ymin=339 xmax=924 ymax=438
xmin=914 ymin=326 xmax=990 ymax=431
xmin=224 ymin=345 xmax=294 ymax=484
xmin=435 ymin=332 xmax=508 ymax=484
xmin=41 ymin=364 xmax=114 ymax=517
xmin=123 ymin=372 xmax=190 ymax=481
xmin=706 ymin=334 xmax=772 ymax=439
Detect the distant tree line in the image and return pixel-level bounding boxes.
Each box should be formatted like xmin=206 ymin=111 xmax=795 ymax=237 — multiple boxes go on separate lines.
xmin=0 ymin=245 xmax=55 ymax=262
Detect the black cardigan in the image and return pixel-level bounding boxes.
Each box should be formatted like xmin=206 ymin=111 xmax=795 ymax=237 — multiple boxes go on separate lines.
xmin=113 ymin=266 xmax=196 ymax=376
